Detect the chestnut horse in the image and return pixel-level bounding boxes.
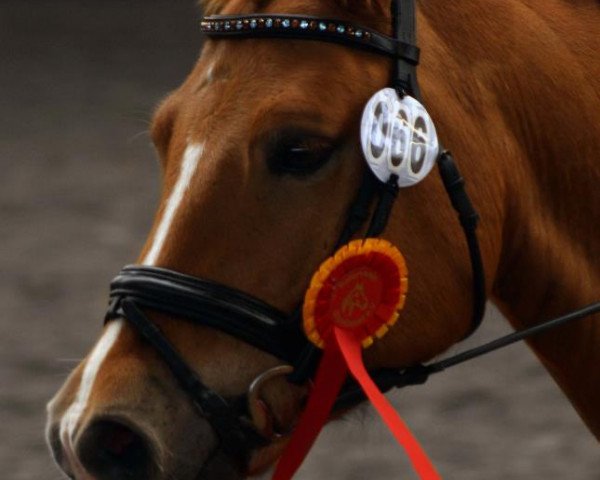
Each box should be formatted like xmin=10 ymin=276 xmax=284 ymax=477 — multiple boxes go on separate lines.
xmin=47 ymin=0 xmax=600 ymax=478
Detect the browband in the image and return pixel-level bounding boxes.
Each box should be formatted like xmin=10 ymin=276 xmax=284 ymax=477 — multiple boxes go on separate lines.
xmin=201 ymin=14 xmax=420 ymax=65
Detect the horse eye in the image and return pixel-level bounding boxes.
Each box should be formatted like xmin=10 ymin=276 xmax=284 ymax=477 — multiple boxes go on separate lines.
xmin=266 ymin=131 xmax=335 ymax=176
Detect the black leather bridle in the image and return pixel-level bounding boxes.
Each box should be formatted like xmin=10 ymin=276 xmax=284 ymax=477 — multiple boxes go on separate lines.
xmin=104 ymin=0 xmax=600 ymax=464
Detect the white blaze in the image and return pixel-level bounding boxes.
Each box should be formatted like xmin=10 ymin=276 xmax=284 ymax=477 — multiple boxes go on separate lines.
xmin=143 ymin=143 xmax=204 ymax=266
xmin=59 ymin=320 xmax=124 ymax=444
xmin=57 ymin=143 xmax=203 ymax=470
xmin=206 ymin=61 xmax=216 ymax=84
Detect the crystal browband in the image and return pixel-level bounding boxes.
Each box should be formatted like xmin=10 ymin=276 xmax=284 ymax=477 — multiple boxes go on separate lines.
xmin=201 ymin=14 xmax=420 ymax=63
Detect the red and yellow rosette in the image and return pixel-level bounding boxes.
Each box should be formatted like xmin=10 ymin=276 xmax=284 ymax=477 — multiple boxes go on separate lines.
xmin=274 ymin=239 xmax=440 ymax=480
xmin=303 ymin=238 xmax=408 ymax=349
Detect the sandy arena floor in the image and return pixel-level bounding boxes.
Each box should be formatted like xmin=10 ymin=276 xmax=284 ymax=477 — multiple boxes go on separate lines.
xmin=1 ymin=2 xmax=598 ymax=479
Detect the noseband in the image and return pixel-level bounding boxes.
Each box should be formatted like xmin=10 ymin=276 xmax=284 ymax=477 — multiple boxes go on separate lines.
xmin=105 ymin=0 xmax=600 ymax=464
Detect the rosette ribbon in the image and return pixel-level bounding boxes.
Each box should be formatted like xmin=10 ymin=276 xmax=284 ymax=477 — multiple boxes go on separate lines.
xmin=273 ymin=239 xmax=440 ymax=480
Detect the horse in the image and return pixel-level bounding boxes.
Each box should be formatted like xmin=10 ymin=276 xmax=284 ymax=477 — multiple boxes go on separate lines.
xmin=46 ymin=0 xmax=600 ymax=478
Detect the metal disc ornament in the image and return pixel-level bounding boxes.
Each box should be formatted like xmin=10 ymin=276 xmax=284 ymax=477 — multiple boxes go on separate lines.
xmin=361 ymin=88 xmax=440 ymax=188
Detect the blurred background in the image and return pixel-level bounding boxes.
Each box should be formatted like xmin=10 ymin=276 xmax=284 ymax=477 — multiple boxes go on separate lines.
xmin=1 ymin=1 xmax=598 ymax=479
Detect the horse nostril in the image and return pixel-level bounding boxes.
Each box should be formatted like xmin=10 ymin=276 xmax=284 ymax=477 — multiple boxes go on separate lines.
xmin=76 ymin=418 xmax=158 ymax=479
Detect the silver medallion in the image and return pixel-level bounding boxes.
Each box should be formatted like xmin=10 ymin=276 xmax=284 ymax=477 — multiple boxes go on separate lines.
xmin=360 ymin=88 xmax=440 ymax=188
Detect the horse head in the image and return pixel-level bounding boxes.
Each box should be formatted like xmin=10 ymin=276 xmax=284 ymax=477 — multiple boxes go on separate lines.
xmin=46 ymin=0 xmax=600 ymax=479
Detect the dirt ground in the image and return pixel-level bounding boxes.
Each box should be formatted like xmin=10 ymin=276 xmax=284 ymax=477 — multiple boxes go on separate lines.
xmin=1 ymin=2 xmax=598 ymax=479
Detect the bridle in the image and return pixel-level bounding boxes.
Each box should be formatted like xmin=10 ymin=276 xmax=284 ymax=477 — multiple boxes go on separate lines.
xmin=104 ymin=0 xmax=600 ymax=466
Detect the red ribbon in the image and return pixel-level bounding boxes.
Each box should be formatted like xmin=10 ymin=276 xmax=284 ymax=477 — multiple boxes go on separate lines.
xmin=273 ymin=326 xmax=441 ymax=480
xmin=271 ymin=345 xmax=347 ymax=480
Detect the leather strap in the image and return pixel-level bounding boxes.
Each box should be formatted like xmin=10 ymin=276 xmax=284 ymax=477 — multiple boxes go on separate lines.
xmin=117 ymin=299 xmax=267 ymax=459
xmin=437 ymin=151 xmax=487 ymax=336
xmin=392 ymin=0 xmax=421 ymax=97
xmin=201 ymin=14 xmax=420 ymax=64
xmin=107 ymin=266 xmax=307 ymax=363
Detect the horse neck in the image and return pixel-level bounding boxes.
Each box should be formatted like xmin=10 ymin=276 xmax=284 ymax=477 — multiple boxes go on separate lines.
xmin=463 ymin=1 xmax=600 ymax=438
xmin=493 ymin=193 xmax=600 ymax=437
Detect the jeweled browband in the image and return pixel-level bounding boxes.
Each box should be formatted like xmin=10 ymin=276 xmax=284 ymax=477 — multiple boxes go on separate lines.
xmin=200 ymin=14 xmax=420 ymax=64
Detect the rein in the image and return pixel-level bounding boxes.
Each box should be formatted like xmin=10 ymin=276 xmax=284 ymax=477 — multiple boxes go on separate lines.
xmin=104 ymin=0 xmax=600 ymax=473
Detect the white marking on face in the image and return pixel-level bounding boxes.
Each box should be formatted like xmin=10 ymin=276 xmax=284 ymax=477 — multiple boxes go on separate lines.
xmin=58 ymin=320 xmax=124 ymax=473
xmin=143 ymin=143 xmax=204 ymax=266
xmin=206 ymin=62 xmax=216 ymax=84
xmin=54 ymin=143 xmax=203 ymax=473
